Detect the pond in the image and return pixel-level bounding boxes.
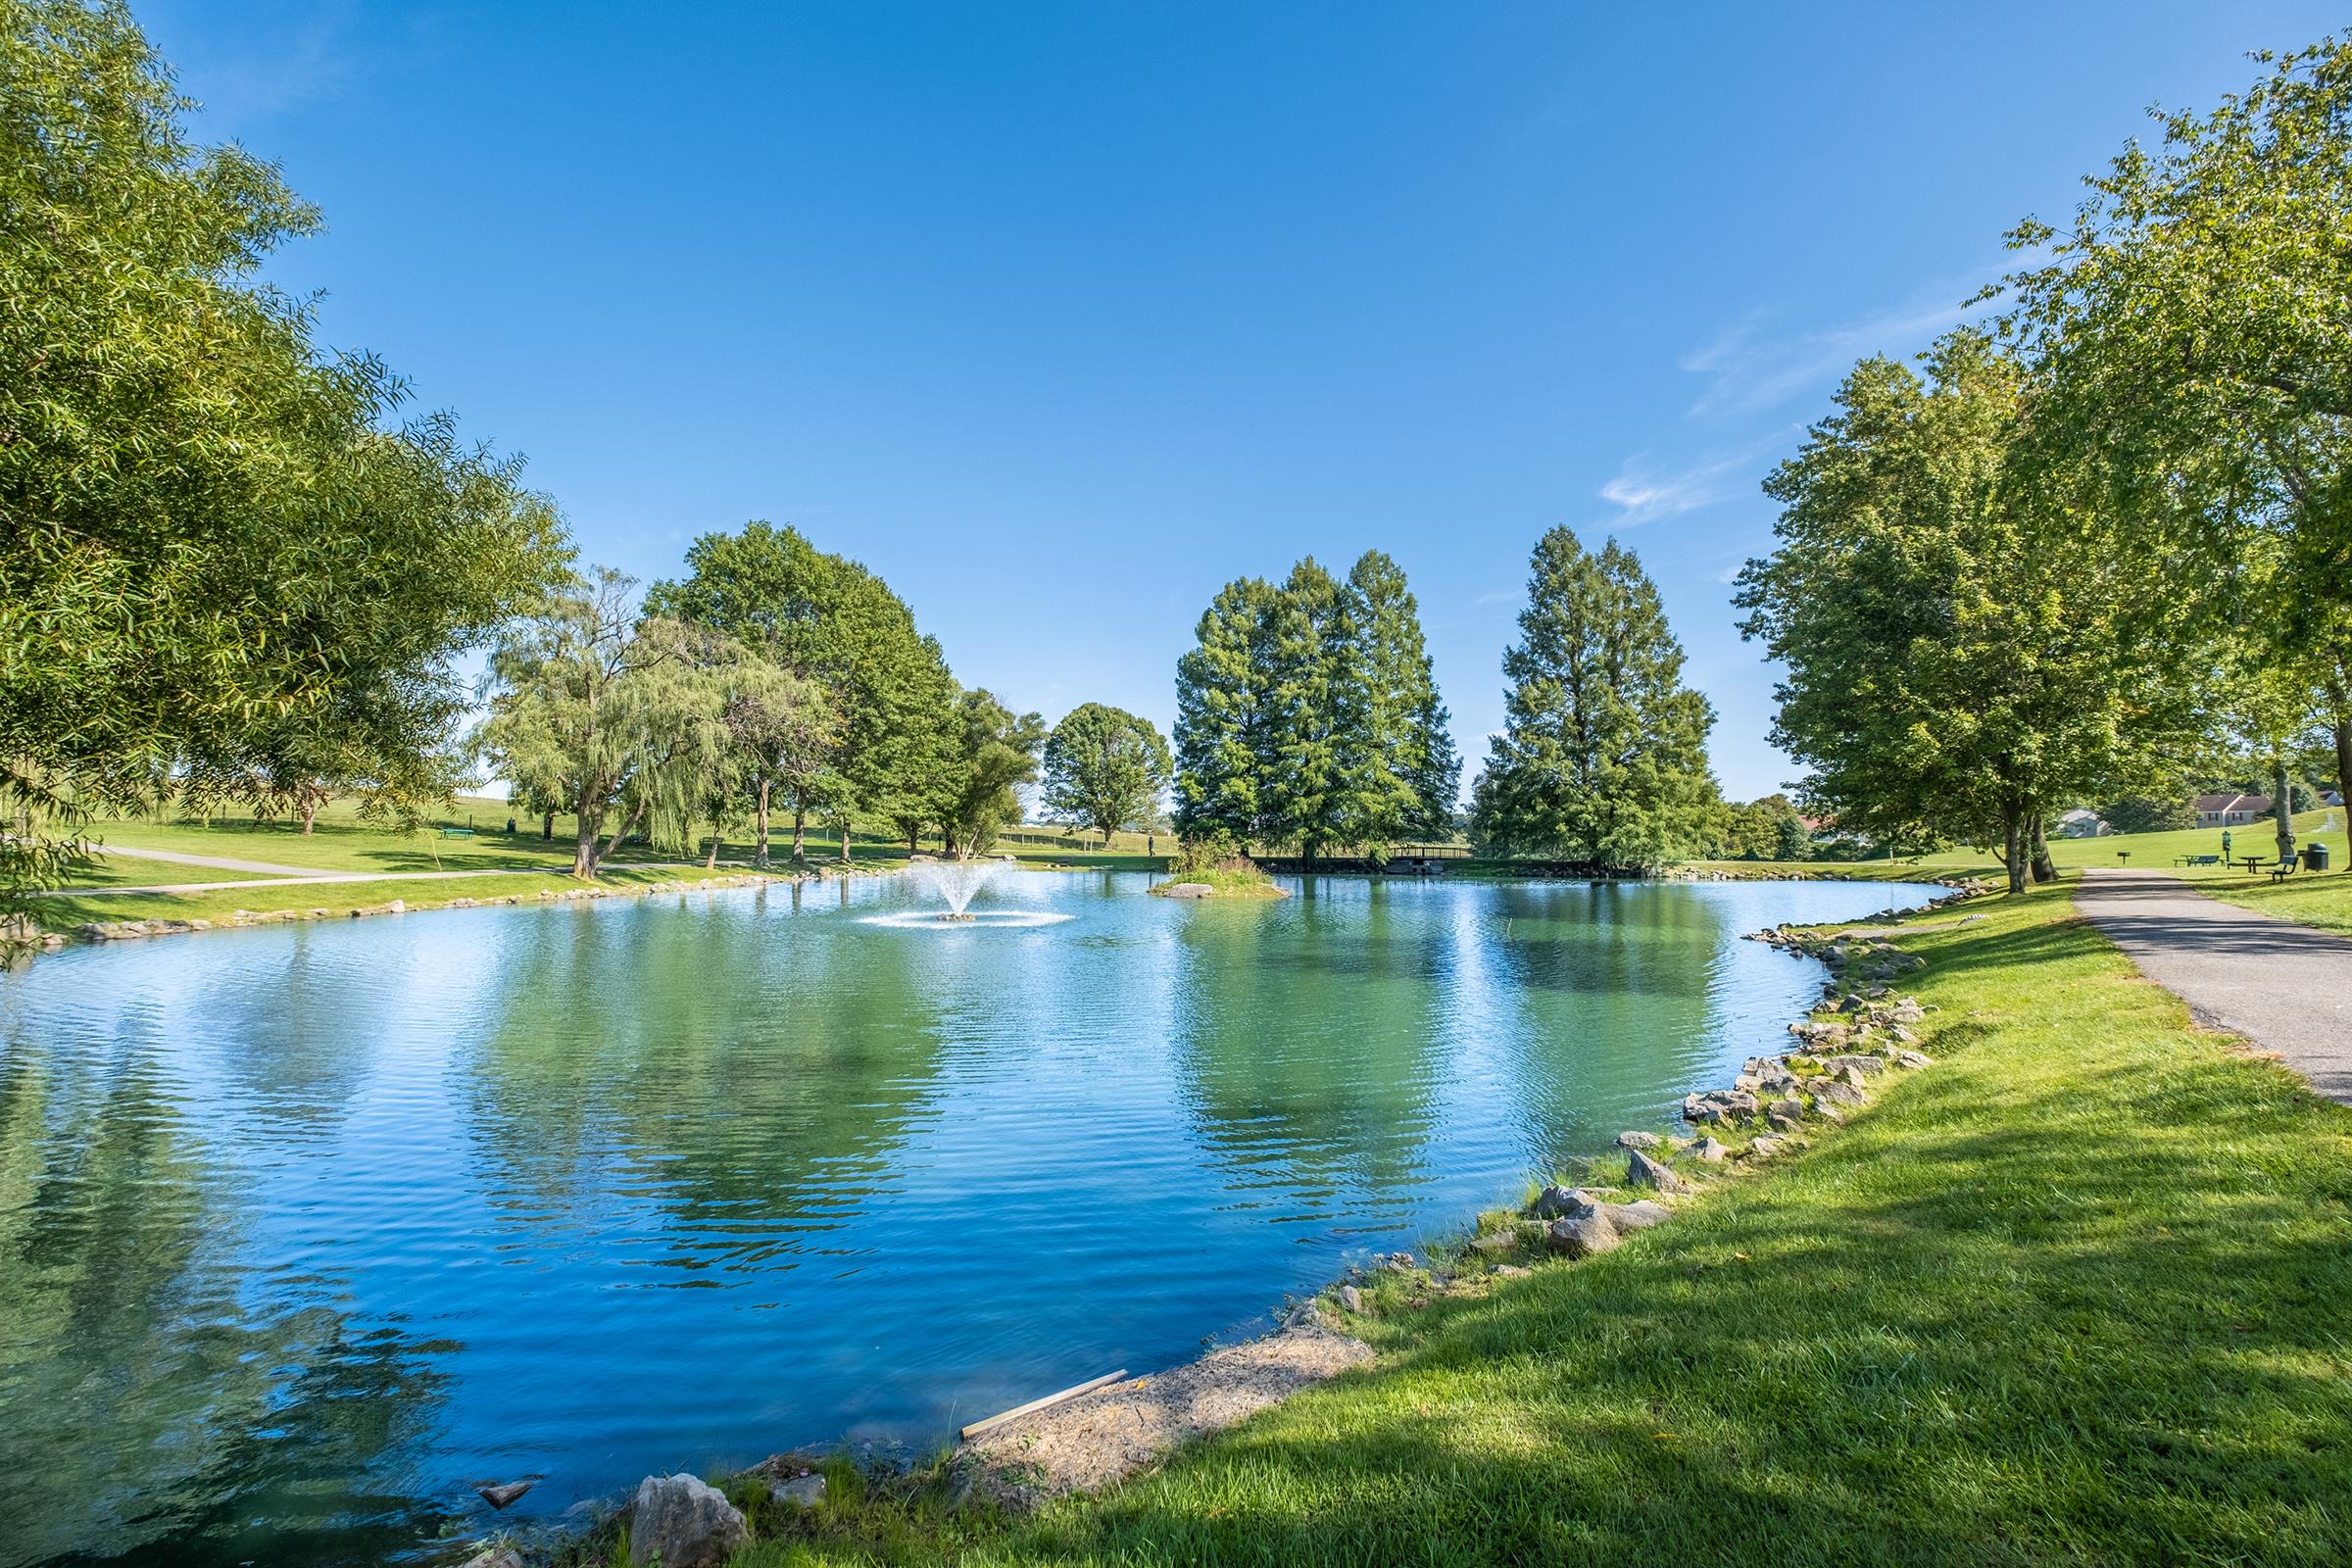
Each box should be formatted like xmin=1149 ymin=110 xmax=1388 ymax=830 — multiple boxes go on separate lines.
xmin=0 ymin=869 xmax=1943 ymax=1566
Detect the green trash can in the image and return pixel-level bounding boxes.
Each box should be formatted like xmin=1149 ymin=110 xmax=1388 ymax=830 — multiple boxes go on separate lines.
xmin=2303 ymin=843 xmax=2330 ymax=871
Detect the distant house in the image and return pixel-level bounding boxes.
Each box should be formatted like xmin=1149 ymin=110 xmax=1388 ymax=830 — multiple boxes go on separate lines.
xmin=2052 ymin=808 xmax=2106 ymax=838
xmin=2193 ymin=793 xmax=2273 ymax=827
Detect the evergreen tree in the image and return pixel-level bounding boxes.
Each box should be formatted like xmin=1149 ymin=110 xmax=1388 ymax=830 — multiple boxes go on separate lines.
xmin=1173 ymin=553 xmax=1459 ymax=858
xmin=1341 ymin=551 xmax=1460 ymax=847
xmin=1471 ymin=528 xmax=1718 ymax=867
xmin=1258 ymin=559 xmax=1349 ymax=861
xmin=1173 ymin=577 xmax=1278 ymax=845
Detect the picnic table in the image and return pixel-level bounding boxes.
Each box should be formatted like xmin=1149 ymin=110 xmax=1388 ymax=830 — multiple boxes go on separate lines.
xmin=2238 ymin=856 xmax=2269 ymax=875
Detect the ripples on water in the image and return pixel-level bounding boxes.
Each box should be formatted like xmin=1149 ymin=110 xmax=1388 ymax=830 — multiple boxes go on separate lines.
xmin=0 ymin=870 xmax=1938 ymax=1565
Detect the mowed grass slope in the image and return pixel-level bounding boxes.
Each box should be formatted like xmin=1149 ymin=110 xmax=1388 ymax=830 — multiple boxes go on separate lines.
xmin=754 ymin=881 xmax=2352 ymax=1567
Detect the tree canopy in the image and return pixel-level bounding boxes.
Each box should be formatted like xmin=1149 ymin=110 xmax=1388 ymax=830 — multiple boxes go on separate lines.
xmin=0 ymin=0 xmax=565 ymax=883
xmin=648 ymin=521 xmax=956 ymax=860
xmin=1997 ymin=34 xmax=2352 ymax=809
xmin=1738 ymin=331 xmax=2204 ymax=888
xmin=1173 ymin=552 xmax=1457 ymax=859
xmin=1471 ymin=528 xmax=1717 ymax=867
xmin=1041 ymin=704 xmax=1171 ymax=847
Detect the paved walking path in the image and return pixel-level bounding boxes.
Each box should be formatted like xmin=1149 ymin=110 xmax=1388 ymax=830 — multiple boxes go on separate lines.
xmin=90 ymin=844 xmax=318 ymax=876
xmin=2075 ymin=868 xmax=2352 ymax=1104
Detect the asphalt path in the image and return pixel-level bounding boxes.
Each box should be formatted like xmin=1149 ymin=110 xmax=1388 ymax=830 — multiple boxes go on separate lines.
xmin=2076 ymin=868 xmax=2352 ymax=1105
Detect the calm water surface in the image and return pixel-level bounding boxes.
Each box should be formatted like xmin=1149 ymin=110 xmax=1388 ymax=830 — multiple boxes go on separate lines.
xmin=0 ymin=870 xmax=1939 ymax=1565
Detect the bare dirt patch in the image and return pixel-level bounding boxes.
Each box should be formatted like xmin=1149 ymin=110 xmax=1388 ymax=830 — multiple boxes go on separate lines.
xmin=957 ymin=1325 xmax=1372 ymax=1506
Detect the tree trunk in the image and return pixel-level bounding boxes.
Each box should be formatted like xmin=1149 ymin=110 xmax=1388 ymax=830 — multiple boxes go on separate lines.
xmin=2002 ymin=810 xmax=2026 ymax=895
xmin=572 ymin=810 xmax=598 ymax=878
xmin=706 ymin=831 xmax=719 ymax=870
xmin=908 ymin=826 xmax=919 ymax=854
xmin=2328 ymin=673 xmax=2352 ymax=818
xmin=755 ymin=776 xmax=771 ymax=869
xmin=792 ymin=806 xmax=806 ymax=860
xmin=603 ymin=798 xmax=646 ymax=868
xmin=300 ymin=796 xmax=318 ymax=836
xmin=2030 ymin=813 xmax=2057 ymax=884
xmin=542 ymin=810 xmax=555 ymax=842
xmin=837 ymin=819 xmax=851 ymax=865
xmin=2274 ymin=756 xmax=2296 ymax=864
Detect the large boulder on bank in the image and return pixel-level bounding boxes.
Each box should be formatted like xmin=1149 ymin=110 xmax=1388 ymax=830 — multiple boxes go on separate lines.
xmin=631 ymin=1473 xmax=749 ymax=1568
xmin=1682 ymin=1089 xmax=1759 ymax=1125
xmin=1813 ymin=1078 xmax=1866 ymax=1108
xmin=1614 ymin=1131 xmax=1664 ymax=1151
xmin=1545 ymin=1206 xmax=1620 ymax=1258
xmin=1624 ymin=1149 xmax=1687 ymax=1194
xmin=1159 ymin=882 xmax=1214 ymax=899
xmin=1600 ymin=1200 xmax=1672 ymax=1233
xmin=1532 ymin=1185 xmax=1598 ymax=1219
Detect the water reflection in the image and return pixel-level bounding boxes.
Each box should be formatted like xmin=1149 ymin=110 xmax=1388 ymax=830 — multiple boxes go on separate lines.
xmin=0 ymin=1049 xmax=454 ymax=1568
xmin=0 ymin=873 xmax=1939 ymax=1565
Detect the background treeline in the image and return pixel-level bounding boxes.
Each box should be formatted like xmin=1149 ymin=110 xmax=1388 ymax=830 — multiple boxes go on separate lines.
xmin=472 ymin=524 xmax=1169 ymax=877
xmin=1740 ymin=37 xmax=2352 ymax=891
xmin=0 ymin=2 xmax=1175 ymax=901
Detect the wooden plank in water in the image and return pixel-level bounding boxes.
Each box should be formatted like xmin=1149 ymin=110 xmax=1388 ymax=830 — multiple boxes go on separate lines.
xmin=958 ymin=1369 xmax=1128 ymax=1441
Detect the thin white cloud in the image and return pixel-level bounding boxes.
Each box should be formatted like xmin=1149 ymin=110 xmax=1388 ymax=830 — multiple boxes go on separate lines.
xmin=1596 ymin=455 xmax=1748 ymax=526
xmin=1678 ymin=266 xmax=2025 ymax=419
xmin=1597 ymin=431 xmax=1791 ymax=528
xmin=170 ymin=3 xmax=361 ymax=127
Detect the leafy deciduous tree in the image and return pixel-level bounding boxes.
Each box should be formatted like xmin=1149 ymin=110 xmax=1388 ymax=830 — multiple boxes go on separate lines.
xmin=1041 ymin=704 xmax=1172 ymax=848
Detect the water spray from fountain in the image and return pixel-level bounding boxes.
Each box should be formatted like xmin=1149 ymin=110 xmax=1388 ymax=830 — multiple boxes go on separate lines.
xmin=922 ymin=859 xmax=1003 ymax=920
xmin=860 ymin=858 xmax=1075 ymax=930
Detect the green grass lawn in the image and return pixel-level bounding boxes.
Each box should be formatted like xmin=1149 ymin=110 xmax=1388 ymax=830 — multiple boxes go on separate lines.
xmin=698 ymin=879 xmax=2352 ymax=1568
xmin=28 ymin=865 xmax=737 ymax=931
xmin=1683 ymin=857 xmax=1990 ymax=882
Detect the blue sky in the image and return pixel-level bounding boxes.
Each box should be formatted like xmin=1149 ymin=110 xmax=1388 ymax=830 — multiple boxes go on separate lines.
xmin=146 ymin=1 xmax=2340 ymax=802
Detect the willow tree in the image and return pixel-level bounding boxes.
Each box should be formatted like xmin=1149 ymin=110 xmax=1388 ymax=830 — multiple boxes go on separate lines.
xmin=472 ymin=571 xmax=689 ymax=878
xmin=648 ymin=522 xmax=956 ymax=862
xmin=1472 ymin=528 xmax=1716 ymax=867
xmin=0 ymin=0 xmax=564 ymax=896
xmin=936 ymin=689 xmax=1046 ymax=858
xmin=1738 ymin=331 xmax=2203 ymax=892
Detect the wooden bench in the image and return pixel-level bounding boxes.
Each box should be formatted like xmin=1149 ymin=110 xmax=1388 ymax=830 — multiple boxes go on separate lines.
xmin=2268 ymin=857 xmax=2298 ymax=883
xmin=438 ymin=827 xmax=476 ymax=838
xmin=2172 ymin=854 xmax=2222 ymax=867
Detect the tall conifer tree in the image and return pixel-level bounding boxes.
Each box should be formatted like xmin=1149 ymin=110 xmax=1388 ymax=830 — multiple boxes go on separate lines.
xmin=1173 ymin=577 xmax=1278 ymax=844
xmin=1471 ymin=528 xmax=1717 ymax=866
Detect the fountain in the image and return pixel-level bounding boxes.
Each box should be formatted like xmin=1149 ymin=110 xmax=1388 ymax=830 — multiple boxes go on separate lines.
xmin=859 ymin=858 xmax=1075 ymax=930
xmin=924 ymin=859 xmax=1002 ymax=919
